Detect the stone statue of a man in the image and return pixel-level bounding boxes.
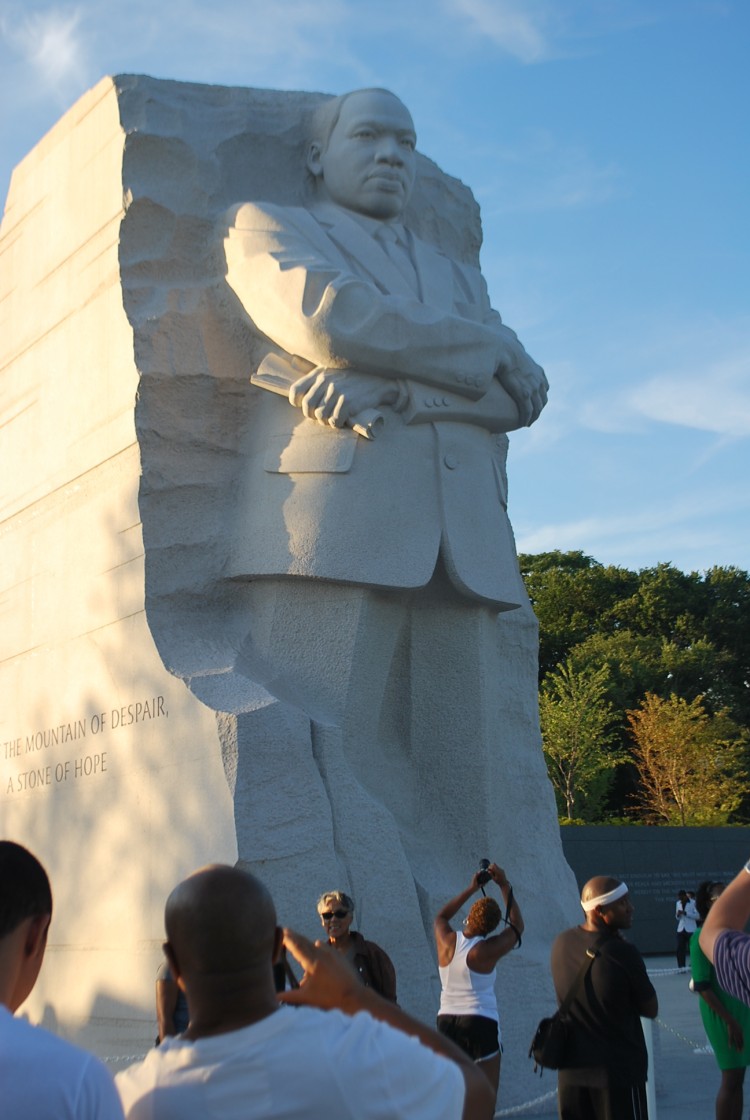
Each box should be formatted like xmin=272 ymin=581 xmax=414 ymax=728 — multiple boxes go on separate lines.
xmin=224 ymin=88 xmax=547 ymax=602
xmin=220 ymin=88 xmax=549 ymax=882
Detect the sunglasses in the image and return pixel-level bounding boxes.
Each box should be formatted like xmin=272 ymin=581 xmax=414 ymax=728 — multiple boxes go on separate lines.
xmin=321 ymin=909 xmax=349 ymax=921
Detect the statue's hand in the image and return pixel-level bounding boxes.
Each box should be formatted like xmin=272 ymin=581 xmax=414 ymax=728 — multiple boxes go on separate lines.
xmin=290 ymin=367 xmax=398 ymax=428
xmin=496 ymin=357 xmax=548 ymax=427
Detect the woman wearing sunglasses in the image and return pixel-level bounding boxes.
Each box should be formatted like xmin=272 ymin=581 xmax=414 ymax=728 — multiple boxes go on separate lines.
xmin=316 ymin=891 xmax=397 ymax=1002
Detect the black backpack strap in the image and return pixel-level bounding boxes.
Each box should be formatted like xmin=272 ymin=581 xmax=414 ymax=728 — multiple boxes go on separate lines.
xmin=557 ymin=933 xmax=608 ymax=1016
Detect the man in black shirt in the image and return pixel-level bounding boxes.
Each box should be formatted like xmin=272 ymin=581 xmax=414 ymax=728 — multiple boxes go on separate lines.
xmin=550 ymin=877 xmax=658 ymax=1120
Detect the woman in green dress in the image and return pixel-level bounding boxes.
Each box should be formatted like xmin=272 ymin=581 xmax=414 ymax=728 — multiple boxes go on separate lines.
xmin=691 ymin=880 xmax=750 ymax=1120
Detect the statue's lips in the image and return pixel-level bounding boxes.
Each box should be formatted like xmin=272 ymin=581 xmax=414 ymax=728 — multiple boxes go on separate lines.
xmin=365 ymin=172 xmax=406 ymax=191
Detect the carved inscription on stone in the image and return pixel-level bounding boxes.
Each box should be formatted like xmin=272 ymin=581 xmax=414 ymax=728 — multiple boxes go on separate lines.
xmin=2 ymin=695 xmax=169 ymax=795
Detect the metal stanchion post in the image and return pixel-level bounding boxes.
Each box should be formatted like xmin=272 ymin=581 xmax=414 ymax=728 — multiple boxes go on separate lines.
xmin=642 ymin=1016 xmax=657 ymax=1119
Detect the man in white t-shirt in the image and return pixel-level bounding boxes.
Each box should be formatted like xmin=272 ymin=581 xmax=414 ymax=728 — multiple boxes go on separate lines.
xmin=0 ymin=840 xmax=124 ymax=1119
xmin=116 ymin=865 xmax=494 ymax=1120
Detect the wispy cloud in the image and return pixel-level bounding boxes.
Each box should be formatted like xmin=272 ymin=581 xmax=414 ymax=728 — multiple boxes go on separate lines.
xmin=443 ymin=0 xmax=662 ymax=64
xmin=516 ymin=483 xmax=750 ymax=571
xmin=0 ymin=0 xmax=362 ymax=112
xmin=1 ymin=5 xmax=88 ymax=95
xmin=158 ymin=0 xmax=360 ymax=82
xmin=474 ymin=134 xmax=622 ymax=214
xmin=579 ymin=318 xmax=750 ymax=439
xmin=626 ymin=354 xmax=750 ymax=438
xmin=445 ymin=0 xmax=555 ymax=62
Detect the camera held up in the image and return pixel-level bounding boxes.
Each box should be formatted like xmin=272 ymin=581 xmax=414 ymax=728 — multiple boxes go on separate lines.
xmin=477 ymin=858 xmax=491 ymax=886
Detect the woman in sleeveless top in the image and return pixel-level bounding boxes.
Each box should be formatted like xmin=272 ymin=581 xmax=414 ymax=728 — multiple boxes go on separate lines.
xmin=434 ymin=862 xmax=523 ymax=1095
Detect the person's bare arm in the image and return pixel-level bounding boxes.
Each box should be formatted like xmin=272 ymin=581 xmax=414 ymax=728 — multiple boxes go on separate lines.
xmin=434 ymin=874 xmax=482 ymax=966
xmin=281 ymin=928 xmax=495 ymax=1120
xmin=697 ymin=988 xmax=744 ymax=1050
xmin=436 ymin=873 xmax=482 ymax=924
xmin=468 ymin=865 xmax=523 ymax=972
xmin=700 ymin=863 xmax=750 ymax=963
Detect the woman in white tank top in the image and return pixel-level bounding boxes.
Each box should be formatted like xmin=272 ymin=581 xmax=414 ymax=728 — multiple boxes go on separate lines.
xmin=434 ymin=862 xmax=523 ymax=1097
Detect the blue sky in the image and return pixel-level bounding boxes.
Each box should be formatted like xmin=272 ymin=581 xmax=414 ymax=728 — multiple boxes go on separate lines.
xmin=1 ymin=0 xmax=748 ymax=574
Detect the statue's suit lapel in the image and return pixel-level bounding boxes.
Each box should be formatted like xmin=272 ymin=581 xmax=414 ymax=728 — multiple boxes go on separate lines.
xmin=311 ymin=203 xmax=460 ymax=311
xmin=311 ymin=204 xmax=413 ymax=298
xmin=407 ymin=232 xmax=457 ymax=313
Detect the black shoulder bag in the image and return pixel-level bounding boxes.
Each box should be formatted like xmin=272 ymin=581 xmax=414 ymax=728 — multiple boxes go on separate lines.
xmin=529 ymin=935 xmax=605 ymax=1074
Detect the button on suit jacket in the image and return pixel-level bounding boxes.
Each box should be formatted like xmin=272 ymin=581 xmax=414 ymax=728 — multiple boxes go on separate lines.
xmin=223 ymin=199 xmax=531 ymax=609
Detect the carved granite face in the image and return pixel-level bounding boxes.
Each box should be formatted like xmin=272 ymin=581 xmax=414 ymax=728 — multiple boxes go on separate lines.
xmin=308 ymin=90 xmax=417 ymax=220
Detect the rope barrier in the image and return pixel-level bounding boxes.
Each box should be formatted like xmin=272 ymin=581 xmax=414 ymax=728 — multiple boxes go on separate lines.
xmin=495 ymin=1086 xmax=557 ymax=1116
xmin=645 ymin=966 xmax=713 ymax=1054
xmin=655 ymin=1016 xmax=712 ymax=1054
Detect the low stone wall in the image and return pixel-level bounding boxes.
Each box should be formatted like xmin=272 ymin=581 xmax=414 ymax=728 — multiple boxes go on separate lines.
xmin=561 ymin=825 xmax=750 ymax=954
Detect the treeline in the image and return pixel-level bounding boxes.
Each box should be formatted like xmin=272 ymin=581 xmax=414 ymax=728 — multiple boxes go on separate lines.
xmin=519 ymin=551 xmax=750 ymax=826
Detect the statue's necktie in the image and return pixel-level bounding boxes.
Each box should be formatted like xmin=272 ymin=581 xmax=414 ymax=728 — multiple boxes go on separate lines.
xmin=374 ymin=225 xmax=420 ymax=296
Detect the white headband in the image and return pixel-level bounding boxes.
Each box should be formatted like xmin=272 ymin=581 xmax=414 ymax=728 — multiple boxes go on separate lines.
xmin=581 ymin=882 xmax=628 ymax=912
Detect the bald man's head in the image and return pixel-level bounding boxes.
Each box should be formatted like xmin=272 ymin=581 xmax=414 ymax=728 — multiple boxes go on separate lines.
xmin=165 ymin=865 xmax=278 ymax=977
xmin=581 ymin=877 xmax=621 ymax=907
xmin=580 ymin=875 xmax=634 ymax=931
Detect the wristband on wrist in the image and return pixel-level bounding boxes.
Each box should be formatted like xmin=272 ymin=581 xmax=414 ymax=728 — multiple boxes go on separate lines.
xmin=744 ymin=859 xmax=750 ymax=876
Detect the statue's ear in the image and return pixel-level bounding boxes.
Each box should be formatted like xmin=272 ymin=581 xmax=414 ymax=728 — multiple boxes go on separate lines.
xmin=307 ymin=141 xmax=323 ymax=178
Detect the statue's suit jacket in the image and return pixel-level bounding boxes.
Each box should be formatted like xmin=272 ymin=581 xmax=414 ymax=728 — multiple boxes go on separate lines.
xmin=223 ymin=200 xmax=531 ymax=609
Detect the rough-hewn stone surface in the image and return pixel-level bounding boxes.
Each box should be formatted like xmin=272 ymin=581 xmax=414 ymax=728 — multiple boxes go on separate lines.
xmin=1 ymin=75 xmax=579 ymax=1102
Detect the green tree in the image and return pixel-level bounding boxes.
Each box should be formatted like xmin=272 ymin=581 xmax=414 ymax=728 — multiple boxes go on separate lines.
xmin=567 ymin=630 xmax=664 ymax=715
xmin=702 ymin=566 xmax=750 ymax=726
xmin=521 ymin=551 xmax=750 ymax=821
xmin=626 ymin=692 xmax=748 ymax=825
xmin=519 ymin=551 xmax=638 ymax=680
xmin=540 ymin=659 xmax=623 ymax=821
xmin=612 ymin=562 xmax=705 ymax=641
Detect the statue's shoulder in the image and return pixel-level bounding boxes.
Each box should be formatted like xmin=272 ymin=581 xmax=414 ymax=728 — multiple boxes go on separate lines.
xmin=225 ymin=199 xmax=317 ymax=235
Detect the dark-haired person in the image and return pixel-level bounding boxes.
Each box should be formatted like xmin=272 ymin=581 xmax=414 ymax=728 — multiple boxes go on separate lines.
xmin=434 ymin=863 xmax=523 ymax=1094
xmin=316 ymin=890 xmax=397 ymax=1001
xmin=691 ymin=880 xmax=750 ymax=1120
xmin=0 ymin=840 xmax=124 ymax=1119
xmin=155 ymin=958 xmax=189 ymax=1043
xmin=550 ymin=877 xmax=657 ymax=1120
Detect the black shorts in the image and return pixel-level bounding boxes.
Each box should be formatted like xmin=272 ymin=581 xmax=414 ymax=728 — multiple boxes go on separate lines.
xmin=436 ymin=1014 xmax=500 ymax=1061
xmin=558 ymin=1082 xmax=649 ymax=1120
